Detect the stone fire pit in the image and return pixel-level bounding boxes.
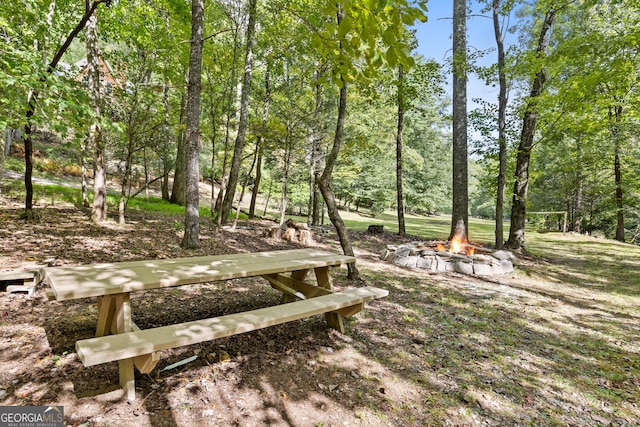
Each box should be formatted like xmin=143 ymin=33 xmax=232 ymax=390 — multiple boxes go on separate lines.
xmin=380 ymin=242 xmax=517 ymax=276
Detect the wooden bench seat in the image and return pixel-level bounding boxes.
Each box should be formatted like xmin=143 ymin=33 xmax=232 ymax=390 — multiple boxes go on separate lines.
xmin=76 ymin=286 xmax=388 ymax=367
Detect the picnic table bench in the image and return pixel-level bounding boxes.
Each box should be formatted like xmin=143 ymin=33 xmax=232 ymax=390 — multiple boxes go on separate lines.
xmin=43 ymin=248 xmax=388 ymax=401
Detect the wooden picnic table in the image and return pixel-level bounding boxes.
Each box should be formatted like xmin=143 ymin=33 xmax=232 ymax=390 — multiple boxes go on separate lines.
xmin=43 ymin=248 xmax=388 ymax=400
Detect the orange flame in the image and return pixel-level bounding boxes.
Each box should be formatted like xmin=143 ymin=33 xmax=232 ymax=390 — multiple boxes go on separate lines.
xmin=436 ymin=243 xmax=445 ymax=252
xmin=450 ymin=236 xmax=463 ymax=254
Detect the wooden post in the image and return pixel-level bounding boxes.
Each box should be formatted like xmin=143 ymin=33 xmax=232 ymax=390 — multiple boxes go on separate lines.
xmin=112 ymin=293 xmax=135 ymax=401
xmin=314 ymin=267 xmax=345 ymax=333
xmin=95 ymin=295 xmax=115 ymax=337
xmin=281 ymin=270 xmax=308 ymax=303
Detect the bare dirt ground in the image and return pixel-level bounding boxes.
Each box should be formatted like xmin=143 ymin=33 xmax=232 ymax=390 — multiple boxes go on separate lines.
xmin=0 ymin=197 xmax=639 ymax=426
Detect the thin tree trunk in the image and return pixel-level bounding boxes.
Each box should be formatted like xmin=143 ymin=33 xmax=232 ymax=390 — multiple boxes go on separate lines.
xmin=170 ymin=91 xmax=187 ymax=205
xmin=21 ymin=0 xmax=107 ymax=218
xmin=316 ymin=75 xmax=358 ymax=279
xmin=218 ymin=0 xmax=257 ymax=224
xmin=263 ymin=178 xmax=273 ymax=217
xmin=249 ymin=147 xmax=262 ymax=219
xmin=81 ymin=139 xmax=90 ymax=207
xmin=181 ymin=0 xmax=204 ymax=249
xmin=611 ymin=106 xmax=625 ymax=242
xmin=161 ymin=80 xmax=171 ymax=201
xmin=573 ymin=136 xmax=583 ymax=233
xmin=506 ymin=8 xmax=556 ymax=251
xmin=213 ymin=28 xmax=240 ymax=222
xmin=396 ymin=65 xmax=406 ymax=237
xmin=249 ymin=68 xmax=270 ymax=219
xmin=119 ymin=152 xmax=133 ymax=225
xmin=233 ymin=142 xmax=258 ymax=229
xmin=450 ymin=0 xmax=469 ymax=242
xmin=493 ymin=0 xmax=507 ymax=249
xmin=316 ymin=8 xmax=358 ymax=279
xmin=87 ymin=13 xmax=107 ymax=223
xmin=143 ymin=148 xmax=149 ymax=202
xmin=309 ymin=68 xmax=323 ymax=226
xmin=279 ymin=135 xmax=292 ymax=226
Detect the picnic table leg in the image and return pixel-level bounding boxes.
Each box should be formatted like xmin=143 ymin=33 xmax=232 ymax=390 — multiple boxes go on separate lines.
xmin=314 ymin=267 xmax=345 ymax=333
xmin=281 ymin=270 xmax=308 ymax=303
xmin=95 ymin=295 xmax=116 ymax=337
xmin=112 ymin=293 xmax=136 ymax=401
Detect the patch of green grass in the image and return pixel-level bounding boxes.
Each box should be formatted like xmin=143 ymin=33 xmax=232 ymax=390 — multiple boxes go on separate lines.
xmin=286 ymin=209 xmax=499 ymax=244
xmin=2 ymin=181 xmax=235 ymax=219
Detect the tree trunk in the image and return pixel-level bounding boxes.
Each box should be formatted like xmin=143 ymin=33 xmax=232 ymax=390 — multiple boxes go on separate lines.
xmin=21 ymin=0 xmax=107 ymax=218
xmin=213 ymin=28 xmax=240 ymax=222
xmin=161 ymin=80 xmax=171 ymax=201
xmin=233 ymin=142 xmax=258 ymax=228
xmin=119 ymin=152 xmax=133 ymax=225
xmin=181 ymin=0 xmax=204 ymax=249
xmin=573 ymin=136 xmax=583 ymax=233
xmin=316 ymin=75 xmax=359 ymax=279
xmin=250 ymin=68 xmax=270 ymax=219
xmin=506 ymin=8 xmax=555 ymax=252
xmin=396 ymin=65 xmax=406 ymax=237
xmin=279 ymin=134 xmax=292 ymax=226
xmin=263 ymin=178 xmax=273 ymax=217
xmin=611 ymin=106 xmax=625 ymax=242
xmin=218 ymin=0 xmax=257 ymax=224
xmin=170 ymin=91 xmax=187 ymax=205
xmin=87 ymin=13 xmax=107 ymax=224
xmin=493 ymin=0 xmax=507 ymax=249
xmin=450 ymin=0 xmax=469 ymax=243
xmin=81 ymin=139 xmax=90 ymax=207
xmin=249 ymin=147 xmax=262 ymax=219
xmin=315 ymin=8 xmax=358 ymax=280
xmin=309 ymin=68 xmax=323 ymax=226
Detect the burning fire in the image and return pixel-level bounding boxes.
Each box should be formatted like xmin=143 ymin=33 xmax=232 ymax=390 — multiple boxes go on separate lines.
xmin=435 ymin=236 xmax=475 ymax=256
xmin=450 ymin=236 xmax=463 ymax=254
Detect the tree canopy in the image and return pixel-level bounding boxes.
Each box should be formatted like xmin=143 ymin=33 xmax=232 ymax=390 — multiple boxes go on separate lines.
xmin=1 ymin=0 xmax=639 ymax=247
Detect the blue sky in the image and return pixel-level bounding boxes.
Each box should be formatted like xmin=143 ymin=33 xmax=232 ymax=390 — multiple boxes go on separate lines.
xmin=413 ymin=1 xmax=505 ymax=107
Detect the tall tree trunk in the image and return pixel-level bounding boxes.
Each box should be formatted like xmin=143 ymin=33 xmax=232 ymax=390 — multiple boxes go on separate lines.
xmin=611 ymin=105 xmax=625 ymax=242
xmin=81 ymin=139 xmax=90 ymax=207
xmin=204 ymin=68 xmax=222 ymax=217
xmin=279 ymin=133 xmax=292 ymax=226
xmin=87 ymin=13 xmax=107 ymax=223
xmin=450 ymin=0 xmax=469 ymax=242
xmin=218 ymin=0 xmax=257 ymax=224
xmin=308 ymin=68 xmax=323 ymax=226
xmin=233 ymin=141 xmax=258 ymax=228
xmin=249 ymin=147 xmax=262 ymax=219
xmin=506 ymin=8 xmax=556 ymax=251
xmin=170 ymin=91 xmax=187 ymax=205
xmin=316 ymin=8 xmax=358 ymax=279
xmin=263 ymin=178 xmax=273 ymax=217
xmin=213 ymin=28 xmax=240 ymax=222
xmin=493 ymin=0 xmax=507 ymax=249
xmin=316 ymin=75 xmax=359 ymax=279
xmin=119 ymin=152 xmax=133 ymax=225
xmin=161 ymin=81 xmax=171 ymax=201
xmin=249 ymin=68 xmax=270 ymax=219
xmin=396 ymin=65 xmax=406 ymax=237
xmin=573 ymin=136 xmax=583 ymax=233
xmin=21 ymin=0 xmax=107 ymax=218
xmin=181 ymin=0 xmax=204 ymax=249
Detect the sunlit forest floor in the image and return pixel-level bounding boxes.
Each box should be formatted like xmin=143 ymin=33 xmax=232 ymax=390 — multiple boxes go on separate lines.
xmin=0 ymin=191 xmax=638 ymax=426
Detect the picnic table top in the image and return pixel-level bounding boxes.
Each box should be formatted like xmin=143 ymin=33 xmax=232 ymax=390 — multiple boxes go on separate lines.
xmin=44 ymin=248 xmax=355 ymax=301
